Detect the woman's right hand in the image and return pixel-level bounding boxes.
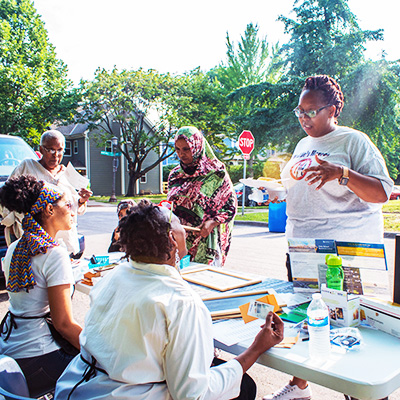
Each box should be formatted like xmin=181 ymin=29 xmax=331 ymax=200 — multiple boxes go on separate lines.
xmin=235 ymin=312 xmax=284 ymax=372
xmin=252 ymin=312 xmax=284 ymax=352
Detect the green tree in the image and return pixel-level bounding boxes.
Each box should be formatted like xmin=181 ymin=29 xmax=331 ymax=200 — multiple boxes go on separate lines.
xmin=0 ymin=0 xmax=78 ymax=145
xmin=211 ymin=23 xmax=284 ymax=174
xmin=169 ymin=68 xmax=235 ymax=160
xmin=340 ymin=60 xmax=400 ymax=180
xmin=228 ymin=0 xmax=388 ymax=154
xmin=214 ymin=23 xmax=283 ymax=93
xmin=278 ymin=0 xmax=383 ymax=78
xmin=79 ymin=68 xmax=179 ymax=196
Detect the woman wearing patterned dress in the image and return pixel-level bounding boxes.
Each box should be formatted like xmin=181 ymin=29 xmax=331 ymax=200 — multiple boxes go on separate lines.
xmin=167 ymin=126 xmax=237 ymax=266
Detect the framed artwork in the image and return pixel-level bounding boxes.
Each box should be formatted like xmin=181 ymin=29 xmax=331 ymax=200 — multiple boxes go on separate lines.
xmin=181 ymin=267 xmax=262 ymax=292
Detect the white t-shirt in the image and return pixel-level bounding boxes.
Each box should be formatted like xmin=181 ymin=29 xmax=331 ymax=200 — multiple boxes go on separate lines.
xmin=0 ymin=240 xmax=74 ymax=358
xmin=281 ymin=126 xmax=393 ymax=243
xmin=55 ymin=260 xmax=243 ymax=400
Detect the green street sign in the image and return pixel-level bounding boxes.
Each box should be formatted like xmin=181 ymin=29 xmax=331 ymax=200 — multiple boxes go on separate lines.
xmin=101 ymin=151 xmax=121 ymax=157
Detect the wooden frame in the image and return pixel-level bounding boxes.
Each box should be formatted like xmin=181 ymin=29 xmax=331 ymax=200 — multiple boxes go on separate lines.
xmin=181 ymin=267 xmax=262 ymax=291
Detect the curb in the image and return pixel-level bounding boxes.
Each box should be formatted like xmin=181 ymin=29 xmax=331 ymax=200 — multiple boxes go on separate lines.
xmin=88 ymin=201 xmax=399 ymax=238
xmin=234 ymin=220 xmax=399 ymax=238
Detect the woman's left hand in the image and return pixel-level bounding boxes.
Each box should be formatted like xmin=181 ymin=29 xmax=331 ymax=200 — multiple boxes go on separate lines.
xmin=198 ymin=219 xmax=219 ymax=238
xmin=78 ymin=188 xmax=93 ymax=205
xmin=304 ymin=154 xmax=342 ymax=190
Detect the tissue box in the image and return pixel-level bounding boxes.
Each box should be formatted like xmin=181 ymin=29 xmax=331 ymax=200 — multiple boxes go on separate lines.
xmin=360 ymin=297 xmax=400 ymax=339
xmin=321 ymin=285 xmax=360 ymax=327
xmin=179 ymin=255 xmax=191 ymax=269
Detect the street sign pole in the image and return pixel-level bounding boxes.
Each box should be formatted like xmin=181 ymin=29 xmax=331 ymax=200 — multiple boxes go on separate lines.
xmin=238 ymin=130 xmax=255 ymax=216
xmin=242 ymin=157 xmax=247 ymax=216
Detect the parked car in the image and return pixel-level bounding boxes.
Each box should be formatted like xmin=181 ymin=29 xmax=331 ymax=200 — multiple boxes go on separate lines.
xmin=233 ymin=183 xmax=269 ymax=207
xmin=0 ymin=135 xmax=39 ymax=277
xmin=390 ymin=185 xmax=400 ymax=200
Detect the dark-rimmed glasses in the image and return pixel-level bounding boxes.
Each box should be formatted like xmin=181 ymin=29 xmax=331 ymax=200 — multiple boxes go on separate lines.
xmin=293 ymin=104 xmax=332 ymax=119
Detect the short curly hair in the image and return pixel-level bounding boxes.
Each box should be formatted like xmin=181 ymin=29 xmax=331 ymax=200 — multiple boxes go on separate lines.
xmin=118 ymin=199 xmax=173 ymax=261
xmin=0 ymin=175 xmax=45 ymax=224
xmin=303 ymin=75 xmax=344 ymax=118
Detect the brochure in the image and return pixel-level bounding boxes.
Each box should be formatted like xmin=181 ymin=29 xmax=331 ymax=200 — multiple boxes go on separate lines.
xmin=288 ymin=238 xmax=389 ymax=297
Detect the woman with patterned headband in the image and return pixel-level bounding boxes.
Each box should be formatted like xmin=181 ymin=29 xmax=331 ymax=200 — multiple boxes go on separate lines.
xmin=0 ymin=175 xmax=82 ymax=397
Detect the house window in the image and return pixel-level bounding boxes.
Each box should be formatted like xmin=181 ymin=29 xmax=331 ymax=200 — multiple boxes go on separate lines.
xmin=140 ymin=174 xmax=147 ymax=184
xmin=64 ymin=141 xmax=71 ymax=157
xmin=73 ymin=140 xmax=78 ymax=154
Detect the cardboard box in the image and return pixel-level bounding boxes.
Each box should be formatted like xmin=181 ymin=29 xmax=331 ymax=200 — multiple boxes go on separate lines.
xmin=360 ymin=297 xmax=400 ymax=339
xmin=321 ymin=285 xmax=360 ymax=327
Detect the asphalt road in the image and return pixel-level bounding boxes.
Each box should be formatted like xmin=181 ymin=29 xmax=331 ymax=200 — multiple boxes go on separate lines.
xmin=1 ymin=204 xmax=399 ymax=399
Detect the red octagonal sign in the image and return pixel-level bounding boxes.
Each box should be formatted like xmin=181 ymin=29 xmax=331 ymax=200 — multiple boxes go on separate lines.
xmin=238 ymin=130 xmax=255 ymax=155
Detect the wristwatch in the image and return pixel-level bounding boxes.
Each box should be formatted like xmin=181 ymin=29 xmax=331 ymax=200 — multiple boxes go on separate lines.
xmin=339 ymin=166 xmax=349 ymax=186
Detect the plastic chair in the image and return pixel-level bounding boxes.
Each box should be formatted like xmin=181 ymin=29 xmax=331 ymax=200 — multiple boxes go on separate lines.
xmin=0 ymin=355 xmax=35 ymax=399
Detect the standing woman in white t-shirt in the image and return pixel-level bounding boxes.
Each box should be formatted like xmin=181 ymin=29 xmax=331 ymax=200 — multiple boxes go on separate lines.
xmin=0 ymin=176 xmax=82 ymax=397
xmin=264 ymin=75 xmax=393 ymax=400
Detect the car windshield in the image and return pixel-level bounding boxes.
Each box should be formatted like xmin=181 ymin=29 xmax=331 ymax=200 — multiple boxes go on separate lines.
xmin=0 ymin=137 xmax=37 ymax=180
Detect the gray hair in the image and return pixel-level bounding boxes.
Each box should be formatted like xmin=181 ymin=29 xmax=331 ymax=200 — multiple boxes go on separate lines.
xmin=40 ymin=130 xmax=65 ymax=146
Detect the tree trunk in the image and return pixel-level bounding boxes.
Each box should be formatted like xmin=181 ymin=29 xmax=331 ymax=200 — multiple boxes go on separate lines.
xmin=126 ymin=173 xmax=139 ymax=196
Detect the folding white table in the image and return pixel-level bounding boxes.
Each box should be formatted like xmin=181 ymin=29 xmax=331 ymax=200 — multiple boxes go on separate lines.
xmin=215 ymin=324 xmax=400 ymax=400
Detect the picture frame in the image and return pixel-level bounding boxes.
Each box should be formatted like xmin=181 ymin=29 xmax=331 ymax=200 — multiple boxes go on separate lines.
xmin=181 ymin=267 xmax=262 ymax=291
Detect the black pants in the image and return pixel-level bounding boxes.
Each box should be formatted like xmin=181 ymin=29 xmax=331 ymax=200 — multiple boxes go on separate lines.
xmin=286 ymin=253 xmax=293 ymax=282
xmin=16 ymin=349 xmax=75 ymax=397
xmin=213 ymin=358 xmax=257 ymax=400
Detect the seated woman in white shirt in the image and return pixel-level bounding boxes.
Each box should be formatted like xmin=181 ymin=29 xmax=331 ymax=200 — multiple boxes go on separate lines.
xmin=0 ymin=175 xmax=82 ymax=397
xmin=55 ymin=199 xmax=284 ymax=400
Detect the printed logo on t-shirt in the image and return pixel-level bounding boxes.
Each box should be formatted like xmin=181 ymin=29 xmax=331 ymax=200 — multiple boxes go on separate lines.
xmin=290 ymin=158 xmax=312 ymax=180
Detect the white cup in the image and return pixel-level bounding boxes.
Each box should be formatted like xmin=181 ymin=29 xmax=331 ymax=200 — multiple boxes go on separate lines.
xmin=267 ymin=187 xmax=287 ymax=201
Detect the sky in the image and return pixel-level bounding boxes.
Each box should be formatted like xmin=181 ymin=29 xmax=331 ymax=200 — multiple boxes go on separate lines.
xmin=32 ymin=0 xmax=399 ymax=85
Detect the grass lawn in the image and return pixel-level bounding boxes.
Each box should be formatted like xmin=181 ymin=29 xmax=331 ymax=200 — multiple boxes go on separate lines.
xmin=92 ymin=196 xmax=400 ymax=232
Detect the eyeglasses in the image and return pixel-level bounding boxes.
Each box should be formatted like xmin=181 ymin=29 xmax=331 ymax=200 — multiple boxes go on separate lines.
xmin=56 ymin=201 xmax=72 ymax=210
xmin=42 ymin=146 xmax=65 ymax=156
xmin=293 ymin=104 xmax=332 ymax=118
xmin=158 ymin=200 xmax=174 ymax=227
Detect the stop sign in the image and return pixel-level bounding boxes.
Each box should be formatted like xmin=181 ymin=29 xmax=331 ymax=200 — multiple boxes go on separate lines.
xmin=238 ymin=130 xmax=255 ymax=155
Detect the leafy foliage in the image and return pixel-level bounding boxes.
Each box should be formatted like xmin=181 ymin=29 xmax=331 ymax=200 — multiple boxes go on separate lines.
xmin=340 ymin=60 xmax=400 ymax=179
xmin=168 ymin=68 xmax=235 ymax=160
xmin=214 ymin=23 xmax=283 ymax=93
xmin=278 ymin=0 xmax=383 ymax=78
xmin=0 ymin=0 xmax=78 ymax=145
xmin=79 ymin=68 xmax=179 ymax=195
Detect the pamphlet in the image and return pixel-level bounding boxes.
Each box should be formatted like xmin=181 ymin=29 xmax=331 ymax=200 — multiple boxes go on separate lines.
xmin=64 ymin=162 xmax=90 ymax=190
xmin=289 ymin=238 xmax=389 ymax=298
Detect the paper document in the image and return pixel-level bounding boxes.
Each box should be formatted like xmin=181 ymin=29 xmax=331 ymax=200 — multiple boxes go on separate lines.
xmin=64 ymin=162 xmax=90 ymax=190
xmin=213 ymin=319 xmax=262 ymax=346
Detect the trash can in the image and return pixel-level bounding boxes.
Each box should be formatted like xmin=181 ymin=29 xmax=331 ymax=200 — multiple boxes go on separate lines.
xmin=268 ymin=202 xmax=287 ymax=233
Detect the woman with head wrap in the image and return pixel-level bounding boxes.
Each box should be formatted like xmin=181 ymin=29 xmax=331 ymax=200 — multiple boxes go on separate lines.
xmin=167 ymin=126 xmax=237 ymax=266
xmin=0 ymin=175 xmax=82 ymax=397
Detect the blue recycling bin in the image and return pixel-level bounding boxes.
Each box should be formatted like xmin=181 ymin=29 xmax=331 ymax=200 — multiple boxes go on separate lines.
xmin=268 ymin=202 xmax=287 ymax=233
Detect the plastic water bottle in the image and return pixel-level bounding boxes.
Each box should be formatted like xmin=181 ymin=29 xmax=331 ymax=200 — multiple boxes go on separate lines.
xmin=326 ymin=255 xmax=344 ymax=290
xmin=307 ymin=293 xmax=330 ymax=361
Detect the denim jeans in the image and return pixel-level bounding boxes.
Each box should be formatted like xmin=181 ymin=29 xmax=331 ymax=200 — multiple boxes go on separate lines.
xmin=16 ymin=349 xmax=76 ymax=397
